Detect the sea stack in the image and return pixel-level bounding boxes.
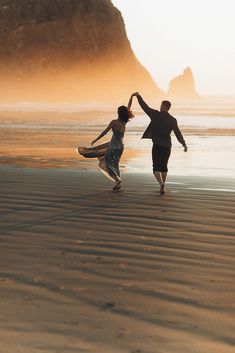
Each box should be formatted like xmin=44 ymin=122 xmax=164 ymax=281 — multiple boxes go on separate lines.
xmin=0 ymin=0 xmax=163 ymax=102
xmin=167 ymin=67 xmax=198 ymax=99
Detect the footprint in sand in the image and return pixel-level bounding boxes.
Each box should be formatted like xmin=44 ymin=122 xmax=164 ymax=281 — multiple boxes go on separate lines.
xmin=0 ymin=277 xmax=14 ymax=285
xmin=102 ymin=302 xmax=116 ymax=310
xmin=116 ymin=328 xmax=129 ymax=338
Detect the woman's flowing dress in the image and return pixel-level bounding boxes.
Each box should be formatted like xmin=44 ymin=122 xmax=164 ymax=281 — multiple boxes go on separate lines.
xmin=78 ymin=130 xmax=124 ymax=182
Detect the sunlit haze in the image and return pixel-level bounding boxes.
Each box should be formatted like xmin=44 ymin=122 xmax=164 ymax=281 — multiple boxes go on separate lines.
xmin=112 ymin=0 xmax=235 ymax=96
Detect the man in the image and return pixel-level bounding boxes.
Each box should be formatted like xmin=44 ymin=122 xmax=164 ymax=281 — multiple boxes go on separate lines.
xmin=133 ymin=92 xmax=187 ymax=195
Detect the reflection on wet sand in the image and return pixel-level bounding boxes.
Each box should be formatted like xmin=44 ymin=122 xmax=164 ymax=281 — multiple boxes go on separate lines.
xmin=0 ymin=111 xmax=235 ymax=176
xmin=0 ymin=147 xmax=144 ymax=169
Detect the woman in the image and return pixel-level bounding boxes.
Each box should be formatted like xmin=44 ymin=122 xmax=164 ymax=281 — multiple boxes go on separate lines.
xmin=78 ymin=95 xmax=134 ymax=191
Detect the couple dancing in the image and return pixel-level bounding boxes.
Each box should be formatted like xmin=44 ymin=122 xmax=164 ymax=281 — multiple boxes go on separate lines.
xmin=78 ymin=93 xmax=187 ymax=194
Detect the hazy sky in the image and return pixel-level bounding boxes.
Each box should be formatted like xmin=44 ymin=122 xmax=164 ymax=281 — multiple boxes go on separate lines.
xmin=112 ymin=0 xmax=235 ymax=96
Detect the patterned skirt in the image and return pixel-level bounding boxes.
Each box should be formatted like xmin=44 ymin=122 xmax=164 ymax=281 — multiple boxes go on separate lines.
xmin=78 ymin=141 xmax=124 ymax=182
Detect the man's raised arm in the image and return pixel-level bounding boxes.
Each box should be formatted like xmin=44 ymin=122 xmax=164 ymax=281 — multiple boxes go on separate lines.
xmin=133 ymin=92 xmax=156 ymax=119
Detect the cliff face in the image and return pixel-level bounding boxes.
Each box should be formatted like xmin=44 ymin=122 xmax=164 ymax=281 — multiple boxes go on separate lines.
xmin=0 ymin=0 xmax=162 ymax=102
xmin=167 ymin=67 xmax=198 ymax=99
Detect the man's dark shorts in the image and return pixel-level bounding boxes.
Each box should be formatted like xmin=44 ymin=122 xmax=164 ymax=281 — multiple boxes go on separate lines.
xmin=152 ymin=144 xmax=171 ymax=172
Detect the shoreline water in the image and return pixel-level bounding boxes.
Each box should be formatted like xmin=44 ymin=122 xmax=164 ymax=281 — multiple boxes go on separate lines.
xmin=0 ymin=109 xmax=235 ymax=177
xmin=0 ymin=95 xmax=235 ymax=115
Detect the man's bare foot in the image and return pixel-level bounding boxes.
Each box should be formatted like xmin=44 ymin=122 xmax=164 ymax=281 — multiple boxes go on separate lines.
xmin=113 ymin=181 xmax=121 ymax=191
xmin=160 ymin=184 xmax=165 ymax=195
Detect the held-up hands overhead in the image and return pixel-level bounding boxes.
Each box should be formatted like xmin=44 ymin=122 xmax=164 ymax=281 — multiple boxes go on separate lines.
xmin=132 ymin=92 xmax=140 ymax=97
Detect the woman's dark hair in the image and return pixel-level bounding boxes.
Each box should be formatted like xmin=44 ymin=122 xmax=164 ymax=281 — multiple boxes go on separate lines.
xmin=118 ymin=105 xmax=134 ymax=123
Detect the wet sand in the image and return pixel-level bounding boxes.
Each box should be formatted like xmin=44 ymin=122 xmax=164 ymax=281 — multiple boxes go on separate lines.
xmin=0 ymin=166 xmax=234 ymax=353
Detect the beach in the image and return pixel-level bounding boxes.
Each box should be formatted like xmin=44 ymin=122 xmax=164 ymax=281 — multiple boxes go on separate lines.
xmin=1 ymin=0 xmax=235 ymax=351
xmin=0 ymin=103 xmax=235 ymax=352
xmin=0 ymin=166 xmax=235 ymax=353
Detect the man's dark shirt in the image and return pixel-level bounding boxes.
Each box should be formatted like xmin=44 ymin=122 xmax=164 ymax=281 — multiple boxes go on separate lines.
xmin=137 ymin=95 xmax=186 ymax=148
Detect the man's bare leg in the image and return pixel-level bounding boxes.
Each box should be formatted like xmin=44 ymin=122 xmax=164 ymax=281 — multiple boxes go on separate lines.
xmin=162 ymin=172 xmax=167 ymax=184
xmin=154 ymin=171 xmax=165 ymax=194
xmin=161 ymin=172 xmax=168 ymax=194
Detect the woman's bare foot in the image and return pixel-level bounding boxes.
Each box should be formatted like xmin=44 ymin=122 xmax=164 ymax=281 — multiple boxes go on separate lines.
xmin=113 ymin=180 xmax=121 ymax=191
xmin=160 ymin=184 xmax=165 ymax=195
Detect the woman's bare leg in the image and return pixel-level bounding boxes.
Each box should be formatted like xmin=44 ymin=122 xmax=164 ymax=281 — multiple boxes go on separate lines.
xmin=113 ymin=176 xmax=121 ymax=191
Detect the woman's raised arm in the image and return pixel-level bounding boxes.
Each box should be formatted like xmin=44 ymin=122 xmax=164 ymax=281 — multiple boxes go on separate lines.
xmin=127 ymin=94 xmax=135 ymax=110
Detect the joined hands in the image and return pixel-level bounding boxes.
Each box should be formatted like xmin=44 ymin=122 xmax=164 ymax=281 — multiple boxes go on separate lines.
xmin=132 ymin=92 xmax=140 ymax=97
